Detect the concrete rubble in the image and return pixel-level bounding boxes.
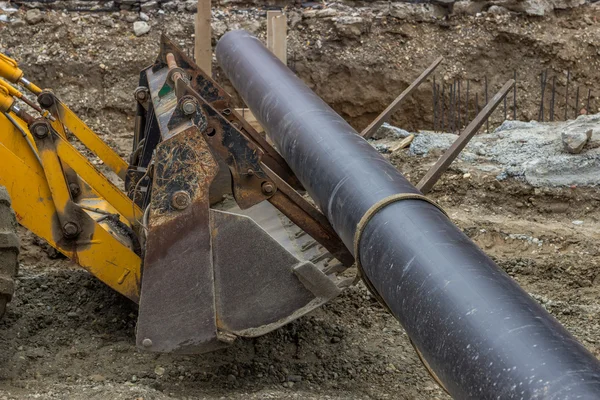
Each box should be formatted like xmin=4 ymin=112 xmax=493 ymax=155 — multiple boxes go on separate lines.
xmin=375 ymin=114 xmax=600 ymax=188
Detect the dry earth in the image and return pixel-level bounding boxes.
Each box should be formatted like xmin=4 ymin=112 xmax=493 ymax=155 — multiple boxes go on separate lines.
xmin=1 ymin=2 xmax=600 ymax=399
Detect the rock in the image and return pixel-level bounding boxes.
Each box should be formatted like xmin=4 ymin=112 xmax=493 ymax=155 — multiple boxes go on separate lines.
xmin=488 ymin=5 xmax=510 ymax=14
xmin=389 ymin=3 xmax=447 ymax=21
xmin=572 ymin=220 xmax=584 ymax=225
xmin=502 ymin=0 xmax=553 ymax=16
xmin=100 ymin=17 xmax=115 ymax=28
xmin=139 ymin=12 xmax=150 ymax=21
xmin=241 ymin=19 xmax=261 ymax=35
xmin=154 ymin=366 xmax=165 ymax=376
xmin=316 ymin=8 xmax=338 ymax=18
xmin=494 ymin=119 xmax=539 ymax=132
xmin=523 ymin=0 xmax=553 ymax=15
xmin=374 ymin=123 xmax=412 ymax=140
xmin=25 ymin=9 xmax=43 ymax=25
xmin=288 ymin=11 xmax=302 ymax=28
xmin=410 ymin=132 xmax=458 ymax=156
xmin=453 ymin=1 xmax=486 ymax=15
xmin=185 ymin=0 xmax=197 ymax=12
xmin=373 ymin=143 xmax=390 ymax=154
xmin=162 ymin=1 xmax=177 ymax=11
xmin=561 ymin=127 xmax=592 ymax=154
xmin=11 ymin=18 xmax=25 ymax=27
xmin=334 ymin=16 xmax=364 ymax=38
xmin=140 ymin=0 xmax=159 ymax=12
xmin=287 ymin=374 xmax=303 ymax=382
xmin=125 ymin=13 xmax=138 ymax=23
xmin=133 ymin=21 xmax=150 ymax=36
xmin=89 ymin=374 xmax=106 ymax=382
xmin=212 ymin=20 xmax=227 ymax=38
xmin=550 ymin=0 xmax=585 ymax=10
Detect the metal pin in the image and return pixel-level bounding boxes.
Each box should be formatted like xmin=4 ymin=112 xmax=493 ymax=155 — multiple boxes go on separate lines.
xmin=433 ymin=76 xmax=437 ymax=131
xmin=587 ymin=88 xmax=591 ymax=114
xmin=457 ymin=79 xmax=462 ymax=130
xmin=452 ymin=80 xmax=457 ymax=133
xmin=575 ymin=86 xmax=580 ymax=118
xmin=466 ymin=80 xmax=470 ymax=123
xmin=485 ymin=76 xmax=489 ymax=133
xmin=449 ymin=81 xmax=454 ymax=133
xmin=504 ymin=90 xmax=507 ymax=121
xmin=539 ymin=70 xmax=547 ymax=122
xmin=475 ymin=91 xmax=479 ymax=133
xmin=564 ymin=69 xmax=570 ymax=121
xmin=513 ymin=70 xmax=517 ymax=120
xmin=550 ymin=76 xmax=556 ymax=121
xmin=441 ymin=84 xmax=446 ymax=132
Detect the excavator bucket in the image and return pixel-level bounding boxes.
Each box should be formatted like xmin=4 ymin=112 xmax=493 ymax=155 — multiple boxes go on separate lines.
xmin=126 ymin=36 xmax=355 ymax=354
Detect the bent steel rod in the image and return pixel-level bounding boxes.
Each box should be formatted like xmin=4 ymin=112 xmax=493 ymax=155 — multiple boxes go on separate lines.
xmin=216 ymin=30 xmax=600 ymax=399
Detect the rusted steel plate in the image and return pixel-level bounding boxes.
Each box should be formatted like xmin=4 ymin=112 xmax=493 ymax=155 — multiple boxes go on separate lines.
xmin=136 ymin=125 xmax=224 ymax=354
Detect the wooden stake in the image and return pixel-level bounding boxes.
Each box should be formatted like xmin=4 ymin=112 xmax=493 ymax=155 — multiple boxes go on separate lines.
xmin=267 ymin=11 xmax=287 ymax=64
xmin=361 ymin=56 xmax=443 ymax=139
xmin=391 ymin=134 xmax=415 ymax=152
xmin=417 ymin=80 xmax=515 ymax=194
xmin=194 ymin=0 xmax=212 ymax=76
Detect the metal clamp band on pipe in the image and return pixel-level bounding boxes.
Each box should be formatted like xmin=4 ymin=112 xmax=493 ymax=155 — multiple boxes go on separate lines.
xmin=216 ymin=30 xmax=600 ymax=398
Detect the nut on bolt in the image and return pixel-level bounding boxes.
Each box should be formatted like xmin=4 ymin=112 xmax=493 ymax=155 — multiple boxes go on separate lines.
xmin=37 ymin=92 xmax=55 ymax=109
xmin=69 ymin=182 xmax=81 ymax=197
xmin=261 ymin=182 xmax=275 ymax=195
xmin=171 ymin=190 xmax=191 ymax=210
xmin=62 ymin=222 xmax=80 ymax=238
xmin=134 ymin=87 xmax=149 ymax=103
xmin=181 ymin=98 xmax=197 ymax=115
xmin=31 ymin=121 xmax=50 ymax=139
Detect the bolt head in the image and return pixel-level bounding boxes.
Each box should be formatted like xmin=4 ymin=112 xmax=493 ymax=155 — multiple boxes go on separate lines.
xmin=37 ymin=92 xmax=55 ymax=109
xmin=181 ymin=99 xmax=197 ymax=115
xmin=171 ymin=191 xmax=191 ymax=210
xmin=69 ymin=183 xmax=81 ymax=197
xmin=32 ymin=123 xmax=49 ymax=138
xmin=261 ymin=182 xmax=275 ymax=195
xmin=134 ymin=87 xmax=149 ymax=102
xmin=62 ymin=222 xmax=80 ymax=238
xmin=142 ymin=338 xmax=153 ymax=348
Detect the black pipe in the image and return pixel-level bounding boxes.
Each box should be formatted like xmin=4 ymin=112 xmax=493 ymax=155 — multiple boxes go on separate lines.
xmin=216 ymin=30 xmax=600 ymax=399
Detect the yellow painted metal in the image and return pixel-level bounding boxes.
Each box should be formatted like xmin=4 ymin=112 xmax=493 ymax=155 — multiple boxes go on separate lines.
xmin=0 ymin=53 xmax=22 ymax=83
xmin=52 ymin=101 xmax=129 ymax=180
xmin=53 ymin=134 xmax=142 ymax=225
xmin=35 ymin=131 xmax=73 ymax=226
xmin=0 ymin=79 xmax=22 ymax=97
xmin=0 ymin=53 xmax=42 ymax=94
xmin=0 ymin=53 xmax=143 ymax=302
xmin=0 ymin=114 xmax=141 ymax=301
xmin=0 ymin=84 xmax=14 ymax=112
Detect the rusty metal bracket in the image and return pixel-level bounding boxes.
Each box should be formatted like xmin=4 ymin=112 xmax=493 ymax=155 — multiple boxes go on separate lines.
xmin=155 ymin=35 xmax=302 ymax=191
xmin=162 ymin=54 xmax=354 ymax=267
